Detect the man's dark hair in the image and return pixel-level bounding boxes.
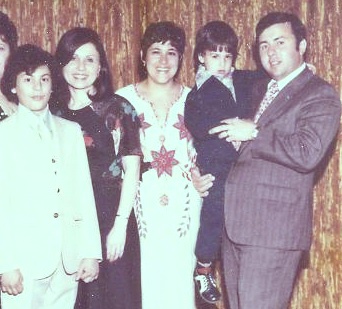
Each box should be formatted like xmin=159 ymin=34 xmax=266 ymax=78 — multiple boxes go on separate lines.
xmin=256 ymin=12 xmax=306 ymax=49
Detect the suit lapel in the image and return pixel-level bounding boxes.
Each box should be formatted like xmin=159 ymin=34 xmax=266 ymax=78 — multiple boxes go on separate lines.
xmin=257 ymin=68 xmax=314 ymax=126
xmin=239 ymin=68 xmax=314 ymax=153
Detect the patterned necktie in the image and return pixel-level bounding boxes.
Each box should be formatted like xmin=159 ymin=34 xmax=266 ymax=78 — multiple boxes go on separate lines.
xmin=254 ymin=80 xmax=279 ymax=123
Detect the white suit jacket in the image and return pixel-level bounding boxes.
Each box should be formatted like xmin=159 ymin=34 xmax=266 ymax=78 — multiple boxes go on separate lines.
xmin=0 ymin=105 xmax=102 ymax=279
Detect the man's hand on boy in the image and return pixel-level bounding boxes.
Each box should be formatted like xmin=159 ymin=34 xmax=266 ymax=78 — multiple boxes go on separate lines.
xmin=209 ymin=118 xmax=257 ymax=142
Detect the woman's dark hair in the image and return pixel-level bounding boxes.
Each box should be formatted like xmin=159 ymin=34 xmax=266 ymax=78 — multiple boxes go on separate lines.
xmin=55 ymin=27 xmax=113 ymax=106
xmin=1 ymin=44 xmax=59 ymax=105
xmin=256 ymin=12 xmax=306 ymax=49
xmin=0 ymin=11 xmax=18 ymax=54
xmin=193 ymin=21 xmax=238 ymax=72
xmin=138 ymin=21 xmax=185 ymax=80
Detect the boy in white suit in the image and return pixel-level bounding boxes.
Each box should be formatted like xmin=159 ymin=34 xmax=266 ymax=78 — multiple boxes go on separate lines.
xmin=0 ymin=44 xmax=102 ymax=309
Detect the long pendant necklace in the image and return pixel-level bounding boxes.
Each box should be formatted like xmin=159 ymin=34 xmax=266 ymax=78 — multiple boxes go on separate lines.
xmin=136 ymin=84 xmax=183 ymax=143
xmin=148 ymin=100 xmax=173 ymax=144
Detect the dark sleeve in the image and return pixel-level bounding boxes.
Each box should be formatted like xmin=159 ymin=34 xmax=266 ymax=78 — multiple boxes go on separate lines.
xmin=251 ymin=78 xmax=341 ymax=173
xmin=185 ymin=81 xmax=235 ymax=140
xmin=184 ymin=90 xmax=219 ymax=140
xmin=233 ymin=69 xmax=268 ymax=118
xmin=184 ymin=88 xmax=211 ymax=140
xmin=104 ymin=94 xmax=142 ymax=158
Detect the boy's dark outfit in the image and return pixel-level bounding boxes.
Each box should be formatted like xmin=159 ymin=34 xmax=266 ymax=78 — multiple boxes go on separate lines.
xmin=185 ymin=69 xmax=256 ymax=264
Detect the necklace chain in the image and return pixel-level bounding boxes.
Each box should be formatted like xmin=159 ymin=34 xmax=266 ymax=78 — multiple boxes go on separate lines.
xmin=148 ymin=99 xmax=174 ymax=127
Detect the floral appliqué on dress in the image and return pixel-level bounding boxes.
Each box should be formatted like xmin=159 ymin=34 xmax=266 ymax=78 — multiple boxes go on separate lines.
xmin=173 ymin=114 xmax=192 ymax=141
xmin=150 ymin=145 xmax=179 ymax=177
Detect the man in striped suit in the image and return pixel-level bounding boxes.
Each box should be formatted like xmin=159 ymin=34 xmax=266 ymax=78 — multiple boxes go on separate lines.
xmin=208 ymin=12 xmax=341 ymax=309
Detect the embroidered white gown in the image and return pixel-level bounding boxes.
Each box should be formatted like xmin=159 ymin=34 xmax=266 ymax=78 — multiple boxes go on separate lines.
xmin=116 ymin=85 xmax=201 ymax=309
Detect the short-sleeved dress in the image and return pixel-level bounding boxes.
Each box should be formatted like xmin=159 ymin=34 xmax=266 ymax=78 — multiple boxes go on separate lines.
xmin=116 ymin=85 xmax=201 ymax=309
xmin=60 ymin=94 xmax=142 ymax=309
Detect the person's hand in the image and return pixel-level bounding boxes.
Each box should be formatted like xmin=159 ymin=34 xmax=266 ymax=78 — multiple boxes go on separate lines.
xmin=106 ymin=220 xmax=127 ymax=262
xmin=1 ymin=269 xmax=24 ymax=295
xmin=191 ymin=166 xmax=214 ymax=197
xmin=209 ymin=118 xmax=257 ymax=142
xmin=76 ymin=258 xmax=99 ymax=283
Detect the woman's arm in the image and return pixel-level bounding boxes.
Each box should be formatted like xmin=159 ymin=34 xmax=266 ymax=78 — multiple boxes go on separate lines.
xmin=106 ymin=155 xmax=140 ymax=262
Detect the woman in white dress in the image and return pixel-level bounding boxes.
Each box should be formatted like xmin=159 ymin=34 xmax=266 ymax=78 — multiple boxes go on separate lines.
xmin=116 ymin=21 xmax=201 ymax=309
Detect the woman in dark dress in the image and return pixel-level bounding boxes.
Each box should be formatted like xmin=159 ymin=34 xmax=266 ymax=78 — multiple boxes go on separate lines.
xmin=54 ymin=27 xmax=142 ymax=309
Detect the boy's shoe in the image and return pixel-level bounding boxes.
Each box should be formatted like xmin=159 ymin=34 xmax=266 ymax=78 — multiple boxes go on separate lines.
xmin=194 ymin=267 xmax=221 ymax=304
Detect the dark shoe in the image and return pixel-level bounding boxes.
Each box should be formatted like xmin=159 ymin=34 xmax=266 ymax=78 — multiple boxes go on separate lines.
xmin=194 ymin=267 xmax=221 ymax=304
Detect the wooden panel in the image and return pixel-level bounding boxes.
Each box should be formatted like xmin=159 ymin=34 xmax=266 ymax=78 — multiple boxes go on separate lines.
xmin=75 ymin=0 xmax=141 ymax=88
xmin=0 ymin=1 xmax=340 ymax=308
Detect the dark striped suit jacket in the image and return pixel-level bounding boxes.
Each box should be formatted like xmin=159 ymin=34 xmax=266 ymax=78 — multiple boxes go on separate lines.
xmin=224 ymin=67 xmax=341 ymax=250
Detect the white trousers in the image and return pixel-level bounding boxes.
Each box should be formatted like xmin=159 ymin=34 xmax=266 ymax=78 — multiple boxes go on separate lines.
xmin=1 ymin=260 xmax=78 ymax=309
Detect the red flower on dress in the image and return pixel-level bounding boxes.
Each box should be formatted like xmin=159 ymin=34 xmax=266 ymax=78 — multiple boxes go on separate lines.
xmin=151 ymin=145 xmax=179 ymax=177
xmin=173 ymin=114 xmax=191 ymax=141
xmin=138 ymin=113 xmax=151 ymax=135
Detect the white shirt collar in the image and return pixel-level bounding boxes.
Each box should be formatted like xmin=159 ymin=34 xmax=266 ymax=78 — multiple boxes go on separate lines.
xmin=275 ymin=62 xmax=306 ymax=91
xmin=195 ymin=64 xmax=236 ymax=101
xmin=18 ymin=103 xmax=51 ymax=130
